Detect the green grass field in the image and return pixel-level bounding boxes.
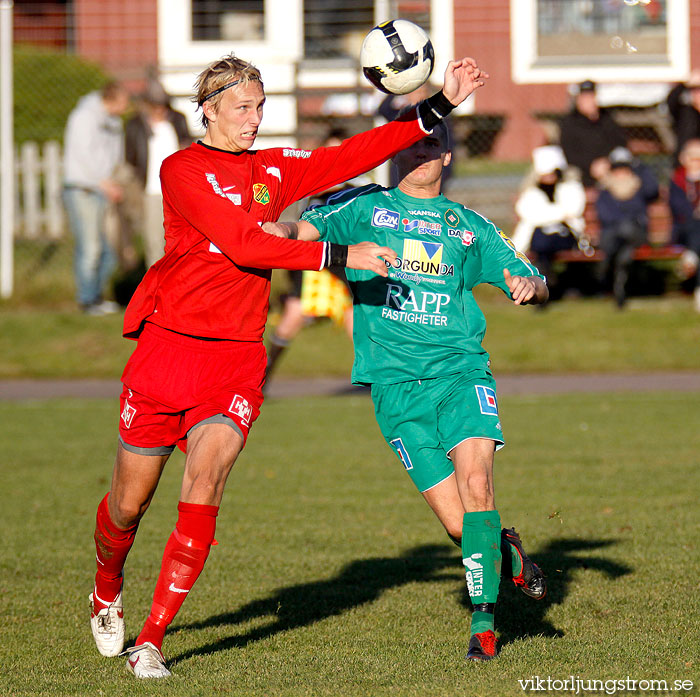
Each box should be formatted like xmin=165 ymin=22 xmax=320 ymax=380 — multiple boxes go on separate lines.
xmin=1 ymin=391 xmax=698 ymax=696
xmin=2 ymin=292 xmax=700 ymax=378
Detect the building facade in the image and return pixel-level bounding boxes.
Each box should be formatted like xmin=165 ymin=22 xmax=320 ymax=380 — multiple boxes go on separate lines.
xmin=13 ymin=0 xmax=700 ymax=160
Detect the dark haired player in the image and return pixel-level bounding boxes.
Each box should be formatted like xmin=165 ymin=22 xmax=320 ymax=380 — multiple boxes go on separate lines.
xmin=265 ymin=120 xmax=547 ymax=662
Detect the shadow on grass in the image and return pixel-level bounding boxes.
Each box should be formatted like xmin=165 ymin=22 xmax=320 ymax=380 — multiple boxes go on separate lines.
xmin=466 ymin=537 xmax=633 ymax=647
xmin=169 ymin=543 xmax=459 ymax=664
xmin=169 ymin=537 xmax=632 ymax=665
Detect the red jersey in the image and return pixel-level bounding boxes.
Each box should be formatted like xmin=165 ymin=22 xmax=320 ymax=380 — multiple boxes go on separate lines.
xmin=123 ymin=113 xmax=429 ymax=341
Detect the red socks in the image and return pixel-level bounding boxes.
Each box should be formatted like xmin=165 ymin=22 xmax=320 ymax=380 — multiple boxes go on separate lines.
xmin=93 ymin=493 xmax=138 ymax=609
xmin=136 ymin=501 xmax=219 ymax=650
xmin=94 ymin=495 xmax=219 ymax=650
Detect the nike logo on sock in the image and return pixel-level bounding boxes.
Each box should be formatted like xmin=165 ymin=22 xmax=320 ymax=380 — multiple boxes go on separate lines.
xmin=168 ymin=582 xmax=190 ymax=594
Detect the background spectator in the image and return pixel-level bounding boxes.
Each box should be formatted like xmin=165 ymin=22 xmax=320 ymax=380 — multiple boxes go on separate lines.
xmin=594 ymin=146 xmax=659 ymax=308
xmin=666 ymin=70 xmax=700 ymax=166
xmin=125 ymin=80 xmax=191 ymax=266
xmin=559 ymin=80 xmax=627 ymax=187
xmin=62 ymin=81 xmax=130 ymax=315
xmin=512 ymin=145 xmax=588 ymax=300
xmin=669 ymin=138 xmax=700 ymax=312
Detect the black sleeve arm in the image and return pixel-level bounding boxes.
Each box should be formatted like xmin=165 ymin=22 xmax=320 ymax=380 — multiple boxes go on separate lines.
xmin=324 ymin=243 xmax=349 ymax=268
xmin=418 ymin=92 xmax=457 ymax=130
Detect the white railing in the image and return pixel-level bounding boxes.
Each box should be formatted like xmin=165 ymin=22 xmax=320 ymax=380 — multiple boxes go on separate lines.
xmin=14 ymin=139 xmax=65 ymax=239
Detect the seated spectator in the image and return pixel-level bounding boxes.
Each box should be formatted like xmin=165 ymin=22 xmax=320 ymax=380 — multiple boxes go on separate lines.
xmin=666 ymin=70 xmax=700 ymax=166
xmin=512 ymin=145 xmax=588 ymax=300
xmin=559 ymin=80 xmax=627 ymax=187
xmin=669 ymin=138 xmax=700 ymax=312
xmin=594 ymin=147 xmax=660 ymax=308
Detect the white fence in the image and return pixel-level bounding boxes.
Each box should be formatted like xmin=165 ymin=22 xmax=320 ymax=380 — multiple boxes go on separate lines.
xmin=14 ymin=140 xmax=65 ymax=239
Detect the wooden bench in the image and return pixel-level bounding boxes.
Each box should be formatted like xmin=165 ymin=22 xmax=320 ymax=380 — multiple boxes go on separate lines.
xmin=547 ymin=243 xmax=685 ymax=299
xmin=541 ymin=189 xmax=685 ymax=297
xmin=526 ymin=187 xmax=682 ymax=265
xmin=553 ymin=244 xmax=684 ymax=264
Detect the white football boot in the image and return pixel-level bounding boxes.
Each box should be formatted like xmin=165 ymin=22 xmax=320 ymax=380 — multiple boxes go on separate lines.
xmin=89 ymin=591 xmax=125 ymax=657
xmin=123 ymin=642 xmax=172 ymax=679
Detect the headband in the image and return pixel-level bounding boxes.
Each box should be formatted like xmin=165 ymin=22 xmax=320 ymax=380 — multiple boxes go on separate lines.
xmin=199 ymin=76 xmax=260 ymax=105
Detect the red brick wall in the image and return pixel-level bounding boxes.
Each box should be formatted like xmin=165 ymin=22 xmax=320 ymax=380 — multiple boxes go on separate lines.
xmin=454 ymin=0 xmax=570 ymax=160
xmin=691 ymin=0 xmax=700 ymax=67
xmin=73 ymin=0 xmax=158 ymax=87
xmin=13 ymin=3 xmax=68 ymax=48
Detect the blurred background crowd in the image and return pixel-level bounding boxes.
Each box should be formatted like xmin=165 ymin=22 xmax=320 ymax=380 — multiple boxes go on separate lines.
xmin=2 ymin=0 xmax=700 ymax=315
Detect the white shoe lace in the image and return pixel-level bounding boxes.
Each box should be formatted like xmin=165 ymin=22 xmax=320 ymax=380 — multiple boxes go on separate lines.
xmin=90 ymin=592 xmax=125 ymax=656
xmin=95 ymin=607 xmax=114 ymax=632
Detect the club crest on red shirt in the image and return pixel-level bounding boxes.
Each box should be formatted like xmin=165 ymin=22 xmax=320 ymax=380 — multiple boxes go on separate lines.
xmin=253 ymin=183 xmax=270 ymax=205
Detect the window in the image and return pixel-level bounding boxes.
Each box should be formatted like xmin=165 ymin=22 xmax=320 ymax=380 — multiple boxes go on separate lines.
xmin=511 ymin=0 xmax=689 ymax=83
xmin=538 ymin=0 xmax=666 ymax=63
xmin=192 ymin=0 xmax=264 ymax=42
xmin=303 ymin=0 xmax=375 ymax=60
xmin=302 ymin=0 xmax=431 ymax=61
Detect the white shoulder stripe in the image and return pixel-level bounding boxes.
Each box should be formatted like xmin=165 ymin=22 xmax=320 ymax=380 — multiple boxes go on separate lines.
xmin=317 ymin=185 xmax=382 ymax=221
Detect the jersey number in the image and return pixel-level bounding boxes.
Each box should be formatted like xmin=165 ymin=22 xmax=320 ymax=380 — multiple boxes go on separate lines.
xmin=390 ymin=437 xmax=414 ymax=471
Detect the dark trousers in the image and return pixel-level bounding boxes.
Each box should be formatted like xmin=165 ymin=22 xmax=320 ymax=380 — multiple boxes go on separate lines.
xmin=675 ymin=220 xmax=700 ymax=288
xmin=597 ymin=219 xmax=647 ymax=307
xmin=530 ymin=226 xmax=577 ymax=299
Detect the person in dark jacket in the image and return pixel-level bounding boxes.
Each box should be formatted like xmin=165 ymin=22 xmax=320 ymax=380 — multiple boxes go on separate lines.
xmin=595 ymin=146 xmax=659 ymax=308
xmin=668 ymin=138 xmax=700 ymax=311
xmin=666 ymin=70 xmax=700 ymax=167
xmin=559 ymin=80 xmax=628 ymax=187
xmin=125 ymin=81 xmax=191 ymax=265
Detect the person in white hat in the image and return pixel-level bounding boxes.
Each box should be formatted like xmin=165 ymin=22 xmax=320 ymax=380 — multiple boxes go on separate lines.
xmin=511 ymin=145 xmax=588 ymax=299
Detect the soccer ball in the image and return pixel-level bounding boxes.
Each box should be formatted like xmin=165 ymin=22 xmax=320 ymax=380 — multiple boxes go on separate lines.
xmin=360 ymin=19 xmax=435 ymax=95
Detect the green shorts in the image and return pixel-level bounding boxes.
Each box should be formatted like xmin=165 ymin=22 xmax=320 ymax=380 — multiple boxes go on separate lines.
xmin=371 ymin=371 xmax=505 ymax=493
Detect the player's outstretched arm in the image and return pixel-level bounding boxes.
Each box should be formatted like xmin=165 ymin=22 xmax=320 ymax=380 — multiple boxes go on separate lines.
xmin=261 ymin=220 xmax=319 ymax=241
xmin=414 ymin=58 xmax=488 ymax=134
xmin=441 ymin=57 xmax=489 ymax=106
xmin=261 ymin=221 xmax=396 ymax=277
xmin=503 ymin=268 xmax=549 ymax=305
xmin=346 ymin=241 xmax=396 ymax=278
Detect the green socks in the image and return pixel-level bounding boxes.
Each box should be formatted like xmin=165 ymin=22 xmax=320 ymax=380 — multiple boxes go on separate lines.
xmin=470 ymin=609 xmax=493 ymax=635
xmin=508 ymin=538 xmax=523 ymax=577
xmin=462 ymin=510 xmax=502 ymax=634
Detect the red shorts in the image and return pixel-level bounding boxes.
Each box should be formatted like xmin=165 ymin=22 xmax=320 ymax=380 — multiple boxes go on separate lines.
xmin=118 ymin=323 xmax=265 ymax=455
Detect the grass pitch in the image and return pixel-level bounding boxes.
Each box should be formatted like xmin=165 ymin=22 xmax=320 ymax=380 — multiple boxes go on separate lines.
xmin=1 ymin=391 xmax=699 ymax=696
xmin=2 ymin=293 xmax=700 ymax=378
